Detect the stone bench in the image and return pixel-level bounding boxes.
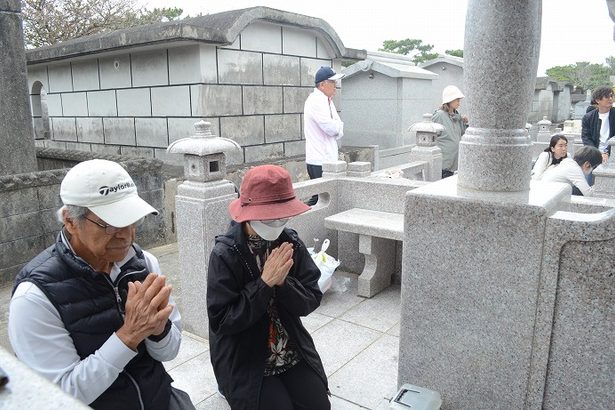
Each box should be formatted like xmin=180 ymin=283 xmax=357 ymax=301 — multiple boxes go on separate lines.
xmin=324 ymin=208 xmax=403 ymax=297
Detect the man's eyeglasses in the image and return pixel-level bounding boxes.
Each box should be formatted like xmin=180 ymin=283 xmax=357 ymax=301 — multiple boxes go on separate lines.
xmin=84 ymin=216 xmax=142 ymax=235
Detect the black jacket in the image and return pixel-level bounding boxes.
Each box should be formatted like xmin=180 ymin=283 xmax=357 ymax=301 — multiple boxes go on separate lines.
xmin=13 ymin=234 xmax=173 ymax=410
xmin=581 ymin=107 xmax=615 ymax=151
xmin=207 ymin=222 xmax=327 ymax=410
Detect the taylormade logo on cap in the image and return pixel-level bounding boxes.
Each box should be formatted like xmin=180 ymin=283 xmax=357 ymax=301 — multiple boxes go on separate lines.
xmin=60 ymin=159 xmax=139 ymax=207
xmin=98 ymin=182 xmax=135 ymax=196
xmin=60 ymin=159 xmax=159 ymax=227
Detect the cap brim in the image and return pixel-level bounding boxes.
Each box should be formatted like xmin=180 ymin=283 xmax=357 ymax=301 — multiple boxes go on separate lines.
xmin=329 ymin=73 xmax=345 ymax=80
xmin=89 ymin=194 xmax=158 ymax=227
xmin=229 ymin=197 xmax=311 ymax=223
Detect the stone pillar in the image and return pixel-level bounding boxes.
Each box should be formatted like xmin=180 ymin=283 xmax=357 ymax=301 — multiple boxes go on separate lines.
xmin=408 ymin=114 xmax=443 ymax=181
xmin=457 ymin=0 xmax=540 ymax=192
xmin=167 ymin=121 xmax=240 ymax=337
xmin=0 ymin=0 xmax=37 ymax=175
xmin=322 ymin=160 xmax=347 ymax=178
xmin=532 ymin=116 xmax=552 ymax=159
xmin=398 ymin=2 xmax=558 ymax=409
xmin=592 ymin=138 xmax=615 ymax=198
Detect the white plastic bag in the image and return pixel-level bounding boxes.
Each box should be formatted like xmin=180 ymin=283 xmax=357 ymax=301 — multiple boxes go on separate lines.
xmin=308 ymin=239 xmax=340 ymax=294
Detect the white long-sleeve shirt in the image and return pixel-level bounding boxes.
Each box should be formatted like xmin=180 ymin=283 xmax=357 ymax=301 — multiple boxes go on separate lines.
xmin=531 ymin=151 xmax=553 ymax=180
xmin=304 ymin=87 xmax=344 ymax=166
xmin=531 ymin=151 xmax=572 ymax=180
xmin=541 ymin=157 xmax=593 ymax=196
xmin=8 ymin=234 xmax=182 ymax=405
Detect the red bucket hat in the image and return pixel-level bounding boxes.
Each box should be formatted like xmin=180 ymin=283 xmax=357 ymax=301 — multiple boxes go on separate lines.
xmin=229 ymin=165 xmax=311 ymax=223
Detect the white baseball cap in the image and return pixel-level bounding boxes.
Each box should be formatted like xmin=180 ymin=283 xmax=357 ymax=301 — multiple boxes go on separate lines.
xmin=60 ymin=159 xmax=158 ymax=227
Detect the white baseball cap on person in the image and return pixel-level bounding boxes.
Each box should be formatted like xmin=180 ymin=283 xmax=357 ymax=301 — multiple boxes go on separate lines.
xmin=442 ymin=85 xmax=465 ymax=105
xmin=60 ymin=159 xmax=158 ymax=228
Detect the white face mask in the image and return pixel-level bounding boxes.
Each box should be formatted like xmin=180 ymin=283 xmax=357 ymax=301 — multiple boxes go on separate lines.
xmin=249 ymin=219 xmax=289 ymax=241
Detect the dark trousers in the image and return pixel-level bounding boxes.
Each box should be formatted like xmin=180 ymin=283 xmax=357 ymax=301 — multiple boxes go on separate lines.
xmin=259 ymin=360 xmax=330 ymax=410
xmin=168 ymin=387 xmax=196 ymax=409
xmin=441 ymin=169 xmax=454 ymax=179
xmin=306 ymin=164 xmax=322 ymax=206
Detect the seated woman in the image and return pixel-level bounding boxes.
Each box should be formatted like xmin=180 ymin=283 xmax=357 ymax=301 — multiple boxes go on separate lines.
xmin=531 ymin=133 xmax=569 ymax=180
xmin=541 ymin=145 xmax=602 ymax=196
xmin=207 ymin=164 xmax=330 ymax=410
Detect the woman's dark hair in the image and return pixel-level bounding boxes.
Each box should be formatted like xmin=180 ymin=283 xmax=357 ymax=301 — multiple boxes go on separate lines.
xmin=544 ymin=133 xmax=568 ymax=165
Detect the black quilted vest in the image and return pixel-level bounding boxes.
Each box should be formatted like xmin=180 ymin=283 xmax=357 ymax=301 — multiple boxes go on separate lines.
xmin=13 ymin=233 xmax=172 ymax=410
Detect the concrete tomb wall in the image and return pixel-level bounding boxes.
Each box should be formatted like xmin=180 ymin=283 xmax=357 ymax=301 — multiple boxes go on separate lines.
xmin=26 ymin=11 xmax=363 ymax=167
xmin=341 ymin=52 xmax=437 ymax=169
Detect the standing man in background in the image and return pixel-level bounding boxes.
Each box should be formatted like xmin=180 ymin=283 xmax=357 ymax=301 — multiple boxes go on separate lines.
xmin=304 ymin=66 xmax=345 ymax=205
xmin=581 ymin=86 xmax=615 ymax=163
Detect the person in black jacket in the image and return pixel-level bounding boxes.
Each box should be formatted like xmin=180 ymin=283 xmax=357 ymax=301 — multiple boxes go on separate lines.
xmin=8 ymin=159 xmax=195 ymax=409
xmin=581 ymin=86 xmax=615 ymax=163
xmin=207 ymin=164 xmax=330 ymax=410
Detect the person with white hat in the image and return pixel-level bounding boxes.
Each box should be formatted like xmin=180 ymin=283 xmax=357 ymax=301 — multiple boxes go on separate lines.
xmin=432 ymin=85 xmax=468 ymax=178
xmin=304 ymin=66 xmax=345 ymax=205
xmin=207 ymin=164 xmax=330 ymax=410
xmin=8 ymin=159 xmax=195 ymax=409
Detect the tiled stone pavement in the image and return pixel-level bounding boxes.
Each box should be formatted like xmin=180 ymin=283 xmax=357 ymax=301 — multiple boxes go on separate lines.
xmin=0 ymin=243 xmax=400 ymax=409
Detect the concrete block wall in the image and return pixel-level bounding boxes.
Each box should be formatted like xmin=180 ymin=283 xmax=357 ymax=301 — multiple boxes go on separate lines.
xmin=28 ymin=21 xmax=342 ymax=167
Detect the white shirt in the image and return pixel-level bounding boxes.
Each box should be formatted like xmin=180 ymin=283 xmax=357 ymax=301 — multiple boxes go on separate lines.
xmin=531 ymin=151 xmax=573 ymax=180
xmin=541 ymin=157 xmax=593 ymax=196
xmin=599 ymin=111 xmax=610 ymax=152
xmin=8 ymin=234 xmax=182 ymax=405
xmin=303 ymin=87 xmax=344 ymax=166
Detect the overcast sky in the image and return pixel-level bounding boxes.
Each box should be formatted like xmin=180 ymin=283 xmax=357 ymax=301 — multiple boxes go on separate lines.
xmin=141 ymin=0 xmax=615 ymax=76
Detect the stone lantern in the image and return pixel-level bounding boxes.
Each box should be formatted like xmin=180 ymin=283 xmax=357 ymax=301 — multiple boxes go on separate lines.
xmin=408 ymin=113 xmax=444 ymax=181
xmin=167 ymin=120 xmax=240 ymax=183
xmin=166 ymin=120 xmax=240 ymax=338
xmin=536 ymin=116 xmax=552 ymax=142
xmin=411 ymin=113 xmax=444 ymax=147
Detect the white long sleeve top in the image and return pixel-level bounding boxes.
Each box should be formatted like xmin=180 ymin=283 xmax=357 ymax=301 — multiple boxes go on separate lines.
xmin=531 ymin=151 xmax=554 ymax=180
xmin=8 ymin=233 xmax=182 ymax=405
xmin=303 ymin=87 xmax=344 ymax=166
xmin=541 ymin=157 xmax=593 ymax=196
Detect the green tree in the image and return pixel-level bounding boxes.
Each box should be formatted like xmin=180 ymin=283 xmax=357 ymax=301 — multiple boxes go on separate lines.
xmin=445 ymin=49 xmax=463 ymax=58
xmin=379 ymin=38 xmax=438 ymax=64
xmin=22 ymin=0 xmax=183 ymax=48
xmin=546 ymin=60 xmax=613 ymax=90
xmin=605 ymin=56 xmax=615 ymax=76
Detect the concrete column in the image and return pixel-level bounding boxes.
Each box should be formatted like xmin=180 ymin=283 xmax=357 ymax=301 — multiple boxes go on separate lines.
xmin=398 ymin=2 xmax=556 ymax=409
xmin=457 ymin=0 xmax=541 ymax=192
xmin=0 ymin=0 xmax=37 ymax=175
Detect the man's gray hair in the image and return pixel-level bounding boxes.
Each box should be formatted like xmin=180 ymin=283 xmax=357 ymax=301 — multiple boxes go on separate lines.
xmin=56 ymin=205 xmax=89 ymax=225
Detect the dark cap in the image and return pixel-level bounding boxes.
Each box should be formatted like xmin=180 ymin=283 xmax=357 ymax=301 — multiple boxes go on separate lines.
xmin=314 ymin=66 xmax=345 ymax=84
